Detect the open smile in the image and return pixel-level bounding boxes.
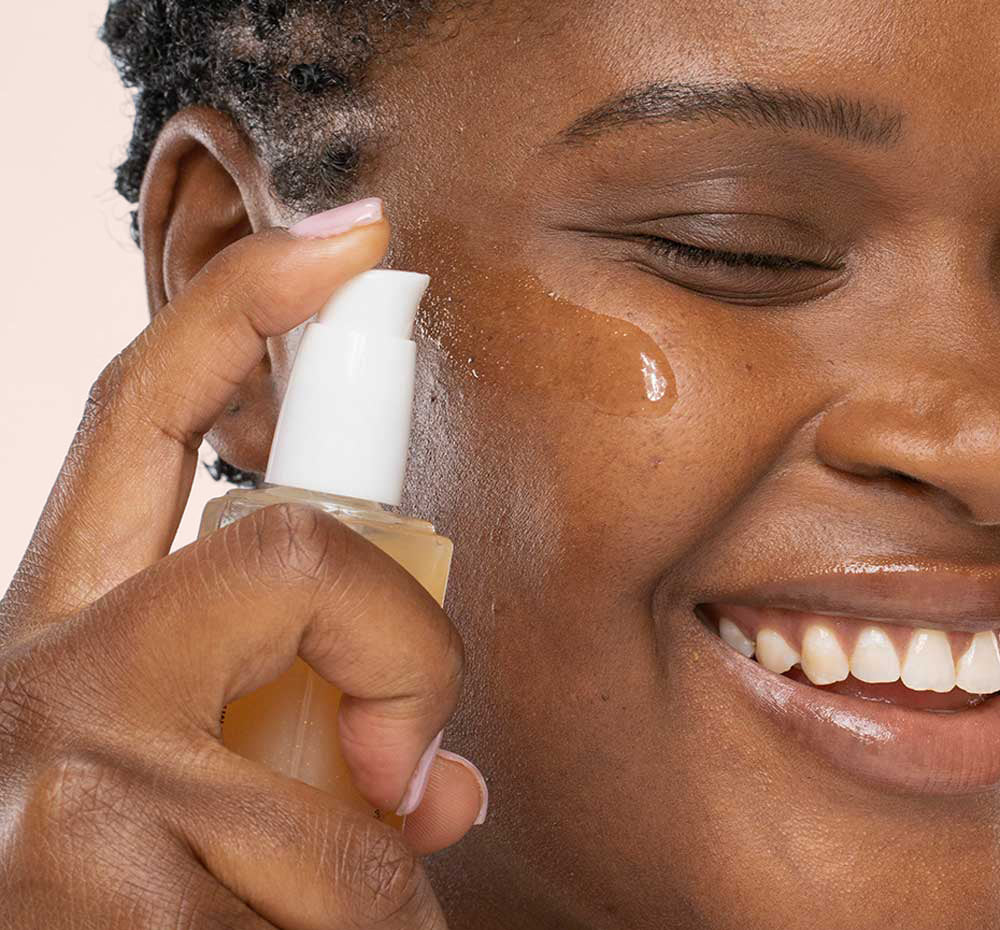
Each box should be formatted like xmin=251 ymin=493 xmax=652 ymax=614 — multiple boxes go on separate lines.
xmin=695 ymin=566 xmax=1000 ymax=795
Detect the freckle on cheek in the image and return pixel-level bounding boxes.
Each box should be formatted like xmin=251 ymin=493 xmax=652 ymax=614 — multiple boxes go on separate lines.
xmin=418 ymin=270 xmax=677 ymax=418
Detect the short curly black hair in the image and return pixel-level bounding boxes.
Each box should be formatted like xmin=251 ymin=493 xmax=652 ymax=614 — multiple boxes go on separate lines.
xmin=100 ymin=0 xmax=444 ymax=485
xmin=100 ymin=1 xmax=445 ymax=241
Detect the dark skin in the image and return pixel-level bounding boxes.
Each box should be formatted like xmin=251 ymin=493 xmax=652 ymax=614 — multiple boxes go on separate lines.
xmin=5 ymin=0 xmax=1000 ymax=927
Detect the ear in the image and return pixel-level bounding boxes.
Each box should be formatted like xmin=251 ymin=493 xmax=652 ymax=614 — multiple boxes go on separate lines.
xmin=137 ymin=106 xmax=290 ymax=475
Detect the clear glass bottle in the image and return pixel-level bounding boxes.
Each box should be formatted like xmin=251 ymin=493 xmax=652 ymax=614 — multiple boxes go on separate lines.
xmin=199 ymin=270 xmax=452 ymax=828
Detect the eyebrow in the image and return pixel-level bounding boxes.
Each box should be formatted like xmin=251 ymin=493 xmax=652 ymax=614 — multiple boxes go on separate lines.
xmin=555 ymin=79 xmax=904 ymax=150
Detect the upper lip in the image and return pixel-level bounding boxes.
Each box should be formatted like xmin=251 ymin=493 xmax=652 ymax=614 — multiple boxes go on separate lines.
xmin=706 ymin=560 xmax=1000 ymax=631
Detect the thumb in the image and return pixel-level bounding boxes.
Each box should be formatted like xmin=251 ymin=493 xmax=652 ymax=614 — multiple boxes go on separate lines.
xmin=402 ymin=750 xmax=490 ymax=854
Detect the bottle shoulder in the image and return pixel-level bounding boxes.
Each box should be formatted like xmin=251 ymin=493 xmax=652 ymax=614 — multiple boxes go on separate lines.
xmin=210 ymin=485 xmax=448 ymax=540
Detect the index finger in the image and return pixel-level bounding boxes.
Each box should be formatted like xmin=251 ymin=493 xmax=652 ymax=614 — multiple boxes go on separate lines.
xmin=9 ymin=200 xmax=389 ymax=628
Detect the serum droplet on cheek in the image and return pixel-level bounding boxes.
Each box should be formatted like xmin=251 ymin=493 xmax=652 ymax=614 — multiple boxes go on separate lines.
xmin=420 ymin=272 xmax=677 ymax=418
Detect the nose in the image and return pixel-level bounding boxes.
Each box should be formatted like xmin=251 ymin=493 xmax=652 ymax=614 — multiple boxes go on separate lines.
xmin=815 ymin=368 xmax=1000 ymax=526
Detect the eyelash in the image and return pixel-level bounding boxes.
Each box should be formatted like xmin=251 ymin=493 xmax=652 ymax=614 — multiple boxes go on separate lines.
xmin=642 ymin=236 xmax=844 ymax=272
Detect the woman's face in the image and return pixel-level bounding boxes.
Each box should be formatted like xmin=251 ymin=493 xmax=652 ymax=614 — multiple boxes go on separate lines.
xmin=226 ymin=1 xmax=1000 ymax=926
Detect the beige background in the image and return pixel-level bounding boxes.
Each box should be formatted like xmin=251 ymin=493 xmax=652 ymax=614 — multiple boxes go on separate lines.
xmin=0 ymin=0 xmax=220 ymax=593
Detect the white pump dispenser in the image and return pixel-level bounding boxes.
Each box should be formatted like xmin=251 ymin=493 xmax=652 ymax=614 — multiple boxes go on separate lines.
xmin=197 ymin=267 xmax=452 ymax=827
xmin=264 ymin=269 xmax=431 ymax=505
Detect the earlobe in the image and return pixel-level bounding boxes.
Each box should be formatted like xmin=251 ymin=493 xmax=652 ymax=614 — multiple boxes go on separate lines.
xmin=138 ymin=106 xmax=280 ymax=316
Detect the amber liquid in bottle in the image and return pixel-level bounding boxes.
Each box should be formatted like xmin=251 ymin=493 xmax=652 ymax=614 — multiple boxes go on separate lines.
xmin=199 ymin=484 xmax=453 ymax=827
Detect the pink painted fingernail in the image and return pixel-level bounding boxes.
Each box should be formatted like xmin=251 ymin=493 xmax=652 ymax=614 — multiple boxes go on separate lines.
xmin=288 ymin=197 xmax=383 ymax=238
xmin=395 ymin=729 xmax=444 ymax=816
xmin=437 ymin=749 xmax=489 ymax=825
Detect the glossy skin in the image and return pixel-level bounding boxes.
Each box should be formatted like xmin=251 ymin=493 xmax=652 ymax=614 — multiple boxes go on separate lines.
xmin=18 ymin=0 xmax=1000 ymax=927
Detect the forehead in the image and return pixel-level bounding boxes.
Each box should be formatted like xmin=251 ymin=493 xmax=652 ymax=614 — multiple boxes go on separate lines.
xmin=376 ymin=0 xmax=1000 ymax=165
xmin=363 ymin=0 xmax=1000 ymax=266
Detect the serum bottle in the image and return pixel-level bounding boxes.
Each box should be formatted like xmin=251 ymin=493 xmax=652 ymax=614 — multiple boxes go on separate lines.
xmin=199 ymin=270 xmax=453 ymax=827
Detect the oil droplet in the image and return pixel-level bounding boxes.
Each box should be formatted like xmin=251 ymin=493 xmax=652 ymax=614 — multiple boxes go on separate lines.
xmin=640 ymin=352 xmax=670 ymax=402
xmin=419 ymin=269 xmax=676 ymax=418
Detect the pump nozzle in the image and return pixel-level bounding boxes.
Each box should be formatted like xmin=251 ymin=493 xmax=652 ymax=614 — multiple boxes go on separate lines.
xmin=264 ymin=269 xmax=431 ymax=505
xmin=318 ymin=269 xmax=428 ymax=339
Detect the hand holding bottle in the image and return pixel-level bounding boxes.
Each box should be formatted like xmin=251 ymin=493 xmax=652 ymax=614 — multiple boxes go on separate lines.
xmin=0 ymin=201 xmax=486 ymax=928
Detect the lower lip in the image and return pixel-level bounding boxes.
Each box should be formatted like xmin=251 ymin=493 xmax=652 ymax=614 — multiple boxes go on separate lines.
xmin=693 ymin=609 xmax=1000 ymax=795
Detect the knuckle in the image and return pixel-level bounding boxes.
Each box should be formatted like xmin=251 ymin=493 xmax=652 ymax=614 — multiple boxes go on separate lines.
xmin=337 ymin=820 xmax=438 ymax=928
xmin=1 ymin=626 xmax=130 ymax=753
xmin=81 ymin=342 xmax=154 ymax=437
xmin=25 ymin=754 xmax=133 ymax=838
xmin=88 ymin=352 xmax=126 ymax=402
xmin=9 ymin=763 xmax=214 ymax=930
xmin=245 ymin=502 xmax=348 ymax=587
xmin=397 ymin=621 xmax=465 ymax=719
xmin=82 ymin=353 xmax=127 ymax=425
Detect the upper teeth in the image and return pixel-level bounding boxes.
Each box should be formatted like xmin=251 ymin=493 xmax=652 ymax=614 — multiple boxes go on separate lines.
xmin=801 ymin=625 xmax=850 ymax=686
xmin=717 ymin=617 xmax=1000 ymax=695
xmin=756 ymin=628 xmax=800 ymax=674
xmin=901 ymin=630 xmax=956 ymax=693
xmin=956 ymin=632 xmax=1000 ymax=694
xmin=718 ymin=618 xmax=755 ymax=658
xmin=850 ymin=627 xmax=900 ymax=684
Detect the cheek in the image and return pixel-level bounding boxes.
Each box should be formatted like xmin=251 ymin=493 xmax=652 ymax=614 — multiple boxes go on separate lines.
xmin=452 ymin=322 xmax=820 ymax=604
xmin=404 ymin=273 xmax=831 ymax=722
xmin=407 ymin=257 xmax=833 ymax=614
xmin=402 ymin=264 xmax=846 ymax=913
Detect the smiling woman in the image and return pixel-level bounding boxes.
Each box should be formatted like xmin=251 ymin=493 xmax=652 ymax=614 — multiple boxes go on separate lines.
xmin=4 ymin=1 xmax=1000 ymax=928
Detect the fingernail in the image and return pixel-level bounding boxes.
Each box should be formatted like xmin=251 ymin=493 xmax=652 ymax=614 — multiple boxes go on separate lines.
xmin=395 ymin=729 xmax=444 ymax=816
xmin=288 ymin=197 xmax=384 ymax=239
xmin=437 ymin=749 xmax=489 ymax=825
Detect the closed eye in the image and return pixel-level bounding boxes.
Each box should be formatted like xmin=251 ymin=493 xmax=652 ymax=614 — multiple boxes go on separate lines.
xmin=640 ymin=235 xmax=846 ymax=272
